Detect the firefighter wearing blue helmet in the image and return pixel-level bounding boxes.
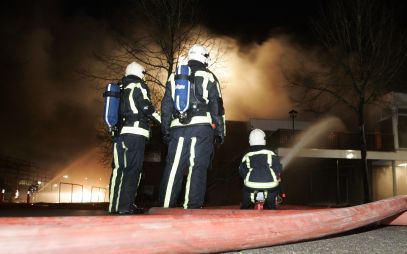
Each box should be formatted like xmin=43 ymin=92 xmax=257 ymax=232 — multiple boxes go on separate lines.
xmin=108 ymin=61 xmax=161 ymax=214
xmin=159 ymin=44 xmax=226 ymax=209
xmin=239 ymin=129 xmax=282 ymax=209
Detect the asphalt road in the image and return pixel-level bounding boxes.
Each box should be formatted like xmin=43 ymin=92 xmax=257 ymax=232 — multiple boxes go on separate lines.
xmin=225 ymin=225 xmax=407 ymax=254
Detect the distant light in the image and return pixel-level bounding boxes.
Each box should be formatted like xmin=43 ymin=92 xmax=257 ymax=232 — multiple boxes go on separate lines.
xmin=99 ymin=178 xmax=102 ymax=181
xmin=398 ymin=163 xmax=407 ymax=167
xmin=346 ymin=150 xmax=354 ymax=159
xmin=53 ymin=184 xmax=58 ymax=188
xmin=85 ymin=177 xmax=88 ymax=180
xmin=1 ymin=189 xmax=5 ymax=194
xmin=37 ymin=181 xmax=42 ymax=185
xmin=63 ymin=175 xmax=69 ymax=179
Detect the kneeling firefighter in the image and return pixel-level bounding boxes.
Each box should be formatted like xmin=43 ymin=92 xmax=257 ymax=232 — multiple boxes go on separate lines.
xmin=107 ymin=61 xmax=161 ymax=214
xmin=159 ymin=44 xmax=226 ymax=209
xmin=239 ymin=129 xmax=282 ymax=209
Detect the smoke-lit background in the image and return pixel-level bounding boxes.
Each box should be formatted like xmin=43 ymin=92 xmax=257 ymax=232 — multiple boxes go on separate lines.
xmin=0 ymin=0 xmax=406 ymax=174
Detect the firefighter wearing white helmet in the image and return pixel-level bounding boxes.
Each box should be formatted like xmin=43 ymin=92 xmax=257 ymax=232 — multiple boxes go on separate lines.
xmin=239 ymin=129 xmax=282 ymax=209
xmin=125 ymin=61 xmax=146 ymax=78
xmin=249 ymin=128 xmax=267 ymax=146
xmin=159 ymin=44 xmax=226 ymax=209
xmin=188 ymin=44 xmax=211 ymax=66
xmin=108 ymin=61 xmax=161 ymax=215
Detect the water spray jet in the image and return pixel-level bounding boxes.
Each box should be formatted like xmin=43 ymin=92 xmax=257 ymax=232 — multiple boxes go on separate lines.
xmin=281 ymin=116 xmax=346 ymax=168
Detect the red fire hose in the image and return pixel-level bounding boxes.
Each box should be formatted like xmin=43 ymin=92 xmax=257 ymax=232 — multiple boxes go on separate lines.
xmin=0 ymin=195 xmax=406 ymax=254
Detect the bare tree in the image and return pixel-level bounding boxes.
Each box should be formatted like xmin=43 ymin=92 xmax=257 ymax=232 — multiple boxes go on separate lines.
xmin=86 ymin=0 xmax=225 ymax=167
xmin=87 ymin=0 xmax=222 ymax=100
xmin=284 ymin=0 xmax=407 ymax=203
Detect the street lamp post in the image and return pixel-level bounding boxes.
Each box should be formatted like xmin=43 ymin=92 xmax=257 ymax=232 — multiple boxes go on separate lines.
xmin=289 ymin=109 xmax=298 ymax=133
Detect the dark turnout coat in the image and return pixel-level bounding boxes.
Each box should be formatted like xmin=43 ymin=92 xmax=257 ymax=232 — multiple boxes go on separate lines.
xmin=239 ymin=145 xmax=282 ymax=190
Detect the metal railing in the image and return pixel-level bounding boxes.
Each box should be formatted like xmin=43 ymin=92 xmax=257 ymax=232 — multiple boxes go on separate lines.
xmin=58 ymin=182 xmax=83 ymax=203
xmin=91 ymin=186 xmax=107 ymax=202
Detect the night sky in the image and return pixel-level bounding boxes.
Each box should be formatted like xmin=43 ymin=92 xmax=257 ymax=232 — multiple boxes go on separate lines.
xmin=0 ymin=0 xmax=406 ymax=171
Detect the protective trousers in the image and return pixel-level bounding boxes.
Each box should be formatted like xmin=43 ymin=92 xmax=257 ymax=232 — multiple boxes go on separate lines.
xmin=240 ymin=186 xmax=280 ymax=209
xmin=159 ymin=125 xmax=214 ymax=209
xmin=109 ymin=134 xmax=145 ymax=213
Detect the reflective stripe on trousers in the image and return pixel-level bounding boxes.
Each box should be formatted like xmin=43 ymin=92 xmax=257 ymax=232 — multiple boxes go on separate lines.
xmin=160 ymin=125 xmax=214 ymax=209
xmin=108 ymin=134 xmax=145 ymax=213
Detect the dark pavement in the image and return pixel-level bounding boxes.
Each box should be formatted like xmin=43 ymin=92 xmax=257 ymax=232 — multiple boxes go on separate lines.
xmin=225 ymin=225 xmax=407 ymax=254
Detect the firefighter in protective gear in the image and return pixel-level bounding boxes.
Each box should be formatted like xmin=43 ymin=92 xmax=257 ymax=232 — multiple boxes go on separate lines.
xmin=239 ymin=129 xmax=282 ymax=209
xmin=159 ymin=44 xmax=226 ymax=209
xmin=109 ymin=61 xmax=161 ymax=214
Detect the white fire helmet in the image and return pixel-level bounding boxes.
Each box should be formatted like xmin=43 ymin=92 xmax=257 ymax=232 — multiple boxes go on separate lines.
xmin=188 ymin=44 xmax=210 ymax=66
xmin=249 ymin=129 xmax=266 ymax=146
xmin=125 ymin=61 xmax=145 ymax=79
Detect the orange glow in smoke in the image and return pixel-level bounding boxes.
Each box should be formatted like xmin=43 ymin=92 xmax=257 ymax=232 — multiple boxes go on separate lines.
xmin=209 ymin=36 xmax=296 ymax=121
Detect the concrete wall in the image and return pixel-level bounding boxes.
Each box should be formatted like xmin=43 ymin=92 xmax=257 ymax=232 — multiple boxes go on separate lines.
xmin=372 ymin=165 xmax=393 ymax=201
xmin=396 ymin=166 xmax=407 ymax=195
xmin=371 ymin=163 xmax=407 ymax=201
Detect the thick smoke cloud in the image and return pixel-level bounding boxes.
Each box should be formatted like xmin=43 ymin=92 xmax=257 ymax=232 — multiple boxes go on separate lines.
xmin=216 ymin=37 xmax=298 ymax=121
xmin=0 ymin=1 xmax=307 ymax=172
xmin=0 ymin=2 xmax=116 ymax=171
